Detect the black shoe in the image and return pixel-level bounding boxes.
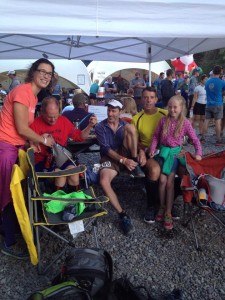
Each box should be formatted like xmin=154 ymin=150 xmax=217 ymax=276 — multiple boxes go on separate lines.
xmin=130 ymin=165 xmax=145 ymax=178
xmin=1 ymin=242 xmax=29 ymax=260
xmin=144 ymin=207 xmax=155 ymax=224
xmin=120 ymin=214 xmax=134 ymax=235
xmin=171 ymin=206 xmax=180 ymax=220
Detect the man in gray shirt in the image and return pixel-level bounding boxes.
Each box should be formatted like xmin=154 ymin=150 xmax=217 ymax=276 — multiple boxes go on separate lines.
xmin=129 ymin=71 xmax=146 ymax=111
xmin=187 ymin=68 xmax=200 ymax=117
xmin=7 ymin=70 xmax=21 ymax=92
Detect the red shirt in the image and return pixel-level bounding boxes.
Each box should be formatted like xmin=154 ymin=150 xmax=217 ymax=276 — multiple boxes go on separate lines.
xmin=30 ymin=115 xmax=83 ymax=164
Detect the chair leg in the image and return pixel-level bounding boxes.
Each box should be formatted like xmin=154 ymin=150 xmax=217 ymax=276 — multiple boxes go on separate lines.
xmin=182 ymin=203 xmax=201 ymax=251
xmin=189 ymin=206 xmax=201 ymax=251
xmin=92 ymin=219 xmax=99 ymax=248
xmin=202 ymin=210 xmax=225 ymax=248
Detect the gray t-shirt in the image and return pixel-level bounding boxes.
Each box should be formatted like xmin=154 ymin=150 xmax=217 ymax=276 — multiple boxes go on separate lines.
xmin=8 ymin=78 xmax=21 ymax=92
xmin=130 ymin=78 xmax=145 ymax=98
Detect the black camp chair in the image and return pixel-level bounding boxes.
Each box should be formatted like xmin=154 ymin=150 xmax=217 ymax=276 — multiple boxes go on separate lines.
xmin=26 ymin=147 xmax=109 ymax=274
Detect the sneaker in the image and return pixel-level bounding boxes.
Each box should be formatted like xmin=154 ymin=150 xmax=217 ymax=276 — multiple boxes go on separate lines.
xmin=120 ymin=215 xmax=134 ymax=235
xmin=164 ymin=214 xmax=173 ymax=230
xmin=130 ymin=165 xmax=145 ymax=178
xmin=1 ymin=242 xmax=29 ymax=260
xmin=171 ymin=206 xmax=180 ymax=220
xmin=144 ymin=207 xmax=155 ymax=224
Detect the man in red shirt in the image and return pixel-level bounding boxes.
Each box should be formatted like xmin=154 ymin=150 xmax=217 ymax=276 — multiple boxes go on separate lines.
xmin=30 ymin=96 xmax=97 ymax=191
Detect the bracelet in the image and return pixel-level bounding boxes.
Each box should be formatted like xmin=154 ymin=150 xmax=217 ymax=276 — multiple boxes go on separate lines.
xmin=42 ymin=136 xmax=47 ymax=145
xmin=119 ymin=157 xmax=127 ymax=164
xmin=119 ymin=157 xmax=124 ymax=164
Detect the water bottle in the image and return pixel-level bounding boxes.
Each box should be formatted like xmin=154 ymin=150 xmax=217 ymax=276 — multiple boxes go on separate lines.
xmin=198 ymin=188 xmax=208 ymax=201
xmin=198 ymin=188 xmax=208 ymax=207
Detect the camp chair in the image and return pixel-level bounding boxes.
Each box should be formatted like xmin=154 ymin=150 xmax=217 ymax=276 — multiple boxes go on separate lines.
xmin=25 ymin=147 xmax=108 ymax=274
xmin=181 ymin=150 xmax=225 ymax=251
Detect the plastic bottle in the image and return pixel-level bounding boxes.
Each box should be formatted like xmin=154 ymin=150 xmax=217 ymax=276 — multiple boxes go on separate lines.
xmin=198 ymin=188 xmax=208 ymax=201
xmin=198 ymin=188 xmax=208 ymax=207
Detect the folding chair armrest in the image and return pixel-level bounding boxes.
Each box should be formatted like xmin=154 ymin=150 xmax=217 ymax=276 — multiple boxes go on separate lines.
xmin=32 ymin=195 xmax=109 ymax=204
xmin=36 ymin=165 xmax=86 ymax=178
xmin=181 ymin=186 xmax=196 ymax=191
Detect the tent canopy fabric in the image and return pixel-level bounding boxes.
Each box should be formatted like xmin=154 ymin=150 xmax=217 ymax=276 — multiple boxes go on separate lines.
xmin=1 ymin=1 xmax=225 ymax=62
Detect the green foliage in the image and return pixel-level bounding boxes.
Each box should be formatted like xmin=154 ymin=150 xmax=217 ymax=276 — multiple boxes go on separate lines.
xmin=194 ymin=48 xmax=225 ymax=75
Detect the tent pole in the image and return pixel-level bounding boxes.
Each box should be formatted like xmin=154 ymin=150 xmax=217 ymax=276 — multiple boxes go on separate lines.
xmin=148 ymin=46 xmax=152 ymax=86
xmin=148 ymin=61 xmax=151 ymax=86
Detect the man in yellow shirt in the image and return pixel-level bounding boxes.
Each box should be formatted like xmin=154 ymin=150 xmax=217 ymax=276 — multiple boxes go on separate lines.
xmin=132 ymin=87 xmax=167 ymax=223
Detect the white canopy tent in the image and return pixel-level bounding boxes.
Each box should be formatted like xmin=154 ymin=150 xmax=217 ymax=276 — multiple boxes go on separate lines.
xmin=1 ymin=0 xmax=225 ymax=64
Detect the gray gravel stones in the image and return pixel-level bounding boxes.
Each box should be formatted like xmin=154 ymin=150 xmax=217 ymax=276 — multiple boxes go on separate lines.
xmin=1 ymin=126 xmax=225 ymax=299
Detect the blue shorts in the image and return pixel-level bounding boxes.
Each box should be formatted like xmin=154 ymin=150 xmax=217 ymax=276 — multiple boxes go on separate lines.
xmin=171 ymin=157 xmax=179 ymax=173
xmin=155 ymin=156 xmax=179 ymax=174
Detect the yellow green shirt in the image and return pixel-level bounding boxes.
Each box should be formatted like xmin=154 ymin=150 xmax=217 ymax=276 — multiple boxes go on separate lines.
xmin=132 ymin=108 xmax=167 ymax=148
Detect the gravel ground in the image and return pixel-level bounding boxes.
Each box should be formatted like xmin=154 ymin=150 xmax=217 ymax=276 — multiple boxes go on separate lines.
xmin=1 ymin=126 xmax=225 ymax=300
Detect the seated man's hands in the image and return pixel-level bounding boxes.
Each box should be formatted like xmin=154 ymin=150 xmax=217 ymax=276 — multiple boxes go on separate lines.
xmin=138 ymin=149 xmax=147 ymax=166
xmin=123 ymin=158 xmax=137 ymax=171
xmin=42 ymin=134 xmax=55 ymax=147
xmin=30 ymin=134 xmax=55 ymax=152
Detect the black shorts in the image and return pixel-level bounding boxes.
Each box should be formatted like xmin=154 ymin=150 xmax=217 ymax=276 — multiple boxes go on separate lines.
xmin=90 ymin=93 xmax=97 ymax=99
xmin=100 ymin=146 xmax=131 ymax=174
xmin=193 ymin=102 xmax=206 ymax=116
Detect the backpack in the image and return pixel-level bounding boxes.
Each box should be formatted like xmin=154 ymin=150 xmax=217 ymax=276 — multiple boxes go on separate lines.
xmin=106 ymin=277 xmax=154 ymax=300
xmin=27 ymin=281 xmax=92 ymax=300
xmin=52 ymin=248 xmax=113 ymax=298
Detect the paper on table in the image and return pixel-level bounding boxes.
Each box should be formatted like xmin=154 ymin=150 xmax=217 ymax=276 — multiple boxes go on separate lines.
xmin=88 ymin=105 xmax=107 ymax=122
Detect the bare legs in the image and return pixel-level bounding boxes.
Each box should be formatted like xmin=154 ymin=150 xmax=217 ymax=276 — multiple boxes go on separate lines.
xmin=123 ymin=124 xmax=138 ymax=157
xmin=159 ymin=173 xmax=175 ymax=215
xmin=192 ymin=114 xmax=205 ymax=135
xmin=202 ymin=118 xmax=222 ymax=143
xmin=99 ymin=168 xmax=122 ymax=213
xmin=55 ymin=165 xmax=79 ymax=188
xmin=99 ymin=123 xmax=139 ymax=213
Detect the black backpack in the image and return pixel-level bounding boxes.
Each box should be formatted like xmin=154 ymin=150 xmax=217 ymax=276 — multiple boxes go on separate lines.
xmin=106 ymin=277 xmax=154 ymax=300
xmin=52 ymin=248 xmax=113 ymax=298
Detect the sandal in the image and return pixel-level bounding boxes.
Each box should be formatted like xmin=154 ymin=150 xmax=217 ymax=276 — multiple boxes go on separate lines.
xmin=164 ymin=213 xmax=173 ymax=230
xmin=215 ymin=140 xmax=225 ymax=146
xmin=155 ymin=207 xmax=164 ymax=222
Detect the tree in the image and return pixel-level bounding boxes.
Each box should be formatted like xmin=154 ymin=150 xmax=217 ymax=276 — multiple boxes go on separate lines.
xmin=194 ymin=48 xmax=225 ymax=75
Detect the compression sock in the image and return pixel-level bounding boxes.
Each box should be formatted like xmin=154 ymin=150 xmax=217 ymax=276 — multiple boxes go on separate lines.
xmin=67 ymin=184 xmax=80 ymax=193
xmin=145 ymin=178 xmax=159 ymax=208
